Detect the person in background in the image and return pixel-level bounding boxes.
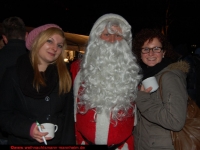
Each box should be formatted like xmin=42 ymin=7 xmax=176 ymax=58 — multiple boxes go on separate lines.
xmin=174 ymin=44 xmax=196 ymax=100
xmin=71 ymin=13 xmax=142 ymax=150
xmin=193 ymin=47 xmax=200 ymax=107
xmin=0 ymin=24 xmax=75 ymax=145
xmin=0 ymin=35 xmax=5 ymax=49
xmin=0 ymin=16 xmax=28 ymax=145
xmin=0 ymin=16 xmax=28 ymax=82
xmin=195 ymin=47 xmax=200 ymax=55
xmin=174 ymin=44 xmax=200 ymax=107
xmin=132 ymin=28 xmax=189 ymax=150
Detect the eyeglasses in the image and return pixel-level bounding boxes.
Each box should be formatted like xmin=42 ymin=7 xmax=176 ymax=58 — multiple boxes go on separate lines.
xmin=141 ymin=47 xmax=163 ymax=54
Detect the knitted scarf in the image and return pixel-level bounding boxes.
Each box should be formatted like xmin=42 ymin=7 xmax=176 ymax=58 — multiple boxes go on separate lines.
xmin=17 ymin=53 xmax=58 ymax=99
xmin=141 ymin=58 xmax=172 ymax=80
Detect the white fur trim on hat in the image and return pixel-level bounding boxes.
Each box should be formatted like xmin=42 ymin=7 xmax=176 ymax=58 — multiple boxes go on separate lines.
xmin=90 ymin=13 xmax=131 ymax=34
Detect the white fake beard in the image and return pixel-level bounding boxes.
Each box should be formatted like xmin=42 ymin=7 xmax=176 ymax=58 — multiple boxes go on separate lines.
xmin=78 ymin=39 xmax=141 ymax=121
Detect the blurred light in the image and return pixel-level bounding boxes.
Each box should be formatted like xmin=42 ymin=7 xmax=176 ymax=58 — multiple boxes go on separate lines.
xmin=79 ymin=51 xmax=85 ymax=54
xmin=64 ymin=58 xmax=69 ymax=62
xmin=191 ymin=45 xmax=196 ymax=48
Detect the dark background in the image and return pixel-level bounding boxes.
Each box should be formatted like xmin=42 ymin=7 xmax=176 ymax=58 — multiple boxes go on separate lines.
xmin=0 ymin=0 xmax=200 ymax=48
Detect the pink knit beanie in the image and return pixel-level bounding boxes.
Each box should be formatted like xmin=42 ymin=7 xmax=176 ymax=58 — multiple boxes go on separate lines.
xmin=26 ymin=24 xmax=62 ymax=50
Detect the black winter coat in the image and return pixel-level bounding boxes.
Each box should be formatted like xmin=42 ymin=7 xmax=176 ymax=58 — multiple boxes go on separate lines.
xmin=0 ymin=39 xmax=28 ymax=83
xmin=0 ymin=39 xmax=28 ymax=140
xmin=0 ymin=54 xmax=75 ymax=145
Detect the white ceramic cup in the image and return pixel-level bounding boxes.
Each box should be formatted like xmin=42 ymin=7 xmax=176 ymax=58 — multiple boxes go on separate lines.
xmin=41 ymin=123 xmax=58 ymax=138
xmin=142 ymin=76 xmax=159 ymax=93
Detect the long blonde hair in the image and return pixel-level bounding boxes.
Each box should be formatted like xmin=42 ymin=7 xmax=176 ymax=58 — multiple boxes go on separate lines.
xmin=30 ymin=27 xmax=72 ymax=94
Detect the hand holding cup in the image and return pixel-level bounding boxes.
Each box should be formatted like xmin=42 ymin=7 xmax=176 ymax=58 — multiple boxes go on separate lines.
xmin=142 ymin=76 xmax=159 ymax=93
xmin=41 ymin=123 xmax=58 ymax=138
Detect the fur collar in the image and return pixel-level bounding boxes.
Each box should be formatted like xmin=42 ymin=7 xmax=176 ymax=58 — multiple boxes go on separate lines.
xmin=167 ymin=60 xmax=190 ymax=73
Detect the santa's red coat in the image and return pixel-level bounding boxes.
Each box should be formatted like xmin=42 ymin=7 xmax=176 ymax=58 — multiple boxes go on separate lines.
xmin=70 ymin=60 xmax=135 ymax=150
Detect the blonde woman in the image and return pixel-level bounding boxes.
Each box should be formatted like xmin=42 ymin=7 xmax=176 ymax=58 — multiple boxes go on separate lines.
xmin=0 ymin=24 xmax=75 ymax=145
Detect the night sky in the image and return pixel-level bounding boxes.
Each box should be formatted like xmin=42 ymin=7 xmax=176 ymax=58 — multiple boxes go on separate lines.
xmin=0 ymin=0 xmax=200 ymax=47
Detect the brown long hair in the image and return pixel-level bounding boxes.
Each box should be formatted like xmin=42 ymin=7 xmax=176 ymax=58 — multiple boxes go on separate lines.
xmin=30 ymin=27 xmax=72 ymax=94
xmin=133 ymin=28 xmax=178 ymax=63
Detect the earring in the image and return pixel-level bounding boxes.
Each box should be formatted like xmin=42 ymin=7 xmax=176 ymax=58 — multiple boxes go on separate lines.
xmin=163 ymin=55 xmax=164 ymax=58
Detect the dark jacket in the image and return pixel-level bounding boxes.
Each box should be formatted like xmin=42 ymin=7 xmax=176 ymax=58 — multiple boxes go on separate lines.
xmin=0 ymin=39 xmax=28 ymax=83
xmin=178 ymin=54 xmax=200 ymax=106
xmin=0 ymin=54 xmax=75 ymax=145
xmin=0 ymin=39 xmax=28 ymax=141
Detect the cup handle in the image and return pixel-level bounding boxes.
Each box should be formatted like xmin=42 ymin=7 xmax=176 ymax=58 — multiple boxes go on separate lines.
xmin=54 ymin=125 xmax=58 ymax=132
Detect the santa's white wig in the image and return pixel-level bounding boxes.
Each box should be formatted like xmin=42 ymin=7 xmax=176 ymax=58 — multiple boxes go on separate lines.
xmin=77 ymin=13 xmax=142 ymax=121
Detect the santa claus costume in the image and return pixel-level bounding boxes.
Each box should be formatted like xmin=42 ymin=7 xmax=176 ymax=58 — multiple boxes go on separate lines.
xmin=70 ymin=14 xmax=142 ymax=150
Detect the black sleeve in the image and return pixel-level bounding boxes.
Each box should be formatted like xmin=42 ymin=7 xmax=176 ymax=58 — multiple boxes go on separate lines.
xmin=60 ymin=87 xmax=76 ymax=145
xmin=0 ymin=67 xmax=33 ymax=139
